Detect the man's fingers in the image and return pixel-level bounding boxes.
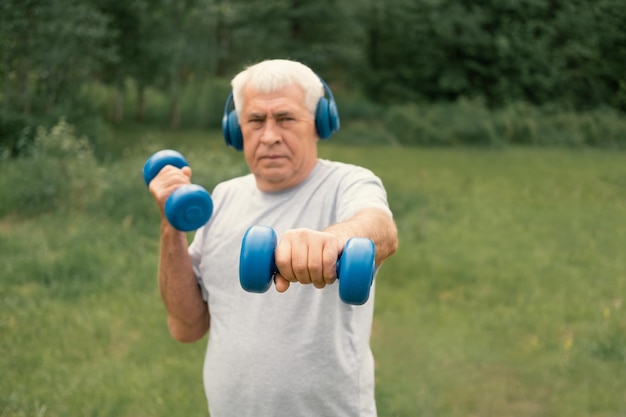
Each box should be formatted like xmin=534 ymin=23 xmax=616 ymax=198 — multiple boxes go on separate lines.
xmin=291 ymin=250 xmax=312 ymax=285
xmin=307 ymin=245 xmax=325 ymax=288
xmin=274 ymin=229 xmax=342 ymax=290
xmin=181 ymin=166 xmax=192 ymax=180
xmin=275 ymin=239 xmax=296 ymax=282
xmin=274 ymin=275 xmax=291 ymax=293
xmin=322 ymin=243 xmax=338 ymax=286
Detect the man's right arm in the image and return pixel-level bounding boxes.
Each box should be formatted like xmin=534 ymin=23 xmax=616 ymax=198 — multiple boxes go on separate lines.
xmin=158 ymin=222 xmax=209 ymax=343
xmin=150 ymin=165 xmax=209 ymax=343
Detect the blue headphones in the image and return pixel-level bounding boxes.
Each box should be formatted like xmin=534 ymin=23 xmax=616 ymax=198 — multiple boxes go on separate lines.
xmin=222 ymin=78 xmax=340 ymax=151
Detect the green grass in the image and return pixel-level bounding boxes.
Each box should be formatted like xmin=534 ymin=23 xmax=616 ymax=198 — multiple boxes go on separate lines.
xmin=356 ymin=147 xmax=626 ymax=417
xmin=1 ymin=127 xmax=625 ymax=416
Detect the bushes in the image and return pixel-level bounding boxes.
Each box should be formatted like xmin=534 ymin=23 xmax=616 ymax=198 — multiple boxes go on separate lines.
xmin=0 ymin=117 xmax=252 ymax=229
xmin=378 ymin=99 xmax=626 ymax=148
xmin=0 ymin=119 xmax=104 ymax=217
xmin=0 ymin=112 xmax=40 ymax=158
xmin=383 ymin=100 xmax=500 ymax=147
xmin=85 ymin=77 xmax=233 ymax=129
xmin=334 ymin=93 xmax=626 ymax=148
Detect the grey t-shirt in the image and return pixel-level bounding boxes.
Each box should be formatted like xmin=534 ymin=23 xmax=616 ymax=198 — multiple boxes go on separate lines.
xmin=189 ymin=159 xmax=392 ymax=417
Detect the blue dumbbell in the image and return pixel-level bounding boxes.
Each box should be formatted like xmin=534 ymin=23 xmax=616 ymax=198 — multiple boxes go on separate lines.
xmin=143 ymin=150 xmax=213 ymax=232
xmin=239 ymin=225 xmax=376 ymax=305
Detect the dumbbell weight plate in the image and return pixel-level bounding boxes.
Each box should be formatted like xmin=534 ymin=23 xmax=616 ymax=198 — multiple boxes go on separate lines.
xmin=338 ymin=238 xmax=376 ymax=305
xmin=165 ymin=184 xmax=213 ymax=232
xmin=239 ymin=226 xmax=277 ymax=293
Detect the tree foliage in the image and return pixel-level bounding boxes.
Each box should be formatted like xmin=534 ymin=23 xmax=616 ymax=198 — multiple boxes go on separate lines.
xmin=0 ymin=0 xmax=624 ymax=150
xmin=0 ymin=0 xmax=113 ymax=114
xmin=364 ymin=0 xmax=626 ymax=109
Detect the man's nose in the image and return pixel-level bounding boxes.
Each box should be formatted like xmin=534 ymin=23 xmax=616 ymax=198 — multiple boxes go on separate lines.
xmin=260 ymin=119 xmax=281 ymax=145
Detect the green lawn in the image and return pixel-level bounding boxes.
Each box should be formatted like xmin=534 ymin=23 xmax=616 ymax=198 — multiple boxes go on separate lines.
xmin=1 ymin=128 xmax=625 ymax=416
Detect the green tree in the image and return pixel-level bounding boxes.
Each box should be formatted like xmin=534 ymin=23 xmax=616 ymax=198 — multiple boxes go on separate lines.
xmin=0 ymin=0 xmax=114 ymax=155
xmin=0 ymin=0 xmax=113 ymax=116
xmin=158 ymin=0 xmax=222 ymax=128
xmin=362 ymin=0 xmax=626 ymax=110
xmin=222 ymin=0 xmax=367 ymax=82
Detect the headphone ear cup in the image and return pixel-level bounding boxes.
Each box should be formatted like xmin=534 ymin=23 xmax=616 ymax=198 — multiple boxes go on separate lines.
xmin=315 ymin=97 xmax=330 ymax=139
xmin=227 ymin=111 xmax=243 ymax=151
xmin=315 ymin=79 xmax=340 ymax=140
xmin=328 ymin=95 xmax=340 ymax=133
xmin=315 ymin=97 xmax=337 ymax=139
xmin=222 ymin=92 xmax=243 ymax=151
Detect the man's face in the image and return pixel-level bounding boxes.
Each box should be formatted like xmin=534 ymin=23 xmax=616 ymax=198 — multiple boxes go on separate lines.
xmin=240 ymin=83 xmax=319 ymax=192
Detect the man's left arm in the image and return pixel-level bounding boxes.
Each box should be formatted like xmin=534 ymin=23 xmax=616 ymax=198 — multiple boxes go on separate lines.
xmin=324 ymin=207 xmax=398 ymax=266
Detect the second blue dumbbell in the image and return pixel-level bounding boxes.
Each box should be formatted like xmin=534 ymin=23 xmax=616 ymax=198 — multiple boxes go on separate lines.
xmin=143 ymin=150 xmax=213 ymax=232
xmin=239 ymin=225 xmax=376 ymax=305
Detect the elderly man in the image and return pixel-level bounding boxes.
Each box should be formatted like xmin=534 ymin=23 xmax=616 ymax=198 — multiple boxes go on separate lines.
xmin=149 ymin=59 xmax=398 ymax=417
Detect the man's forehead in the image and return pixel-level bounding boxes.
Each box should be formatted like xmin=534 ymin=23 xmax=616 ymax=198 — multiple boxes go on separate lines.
xmin=247 ymin=108 xmax=296 ymax=117
xmin=243 ymin=92 xmax=306 ymax=115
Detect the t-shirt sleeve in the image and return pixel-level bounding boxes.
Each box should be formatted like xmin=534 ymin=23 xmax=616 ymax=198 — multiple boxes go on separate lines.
xmin=188 ymin=183 xmax=226 ymax=302
xmin=336 ymin=166 xmax=393 ymax=223
xmin=188 ymin=228 xmax=208 ymax=301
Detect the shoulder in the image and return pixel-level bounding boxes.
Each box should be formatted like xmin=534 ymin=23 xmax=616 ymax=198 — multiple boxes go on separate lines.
xmin=316 ymin=159 xmax=378 ymax=180
xmin=317 ymin=158 xmax=362 ymax=172
xmin=315 ymin=159 xmax=384 ymax=192
xmin=212 ymin=173 xmax=255 ymax=197
xmin=315 ymin=159 xmax=391 ymax=220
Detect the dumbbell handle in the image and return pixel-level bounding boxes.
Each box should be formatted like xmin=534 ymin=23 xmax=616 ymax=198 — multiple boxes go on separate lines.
xmin=143 ymin=150 xmax=213 ymax=232
xmin=239 ymin=226 xmax=376 ymax=305
xmin=143 ymin=149 xmax=189 ymax=186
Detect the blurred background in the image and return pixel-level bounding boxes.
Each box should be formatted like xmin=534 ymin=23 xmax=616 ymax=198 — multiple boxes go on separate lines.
xmin=1 ymin=0 xmax=626 ymax=153
xmin=1 ymin=1 xmax=625 ymax=416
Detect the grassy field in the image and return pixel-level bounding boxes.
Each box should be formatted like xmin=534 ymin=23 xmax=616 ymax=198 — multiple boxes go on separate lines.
xmin=1 ymin=127 xmax=625 ymax=416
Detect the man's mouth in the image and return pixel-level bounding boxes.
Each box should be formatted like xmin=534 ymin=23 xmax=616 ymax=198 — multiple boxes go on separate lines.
xmin=260 ymin=154 xmax=286 ymax=160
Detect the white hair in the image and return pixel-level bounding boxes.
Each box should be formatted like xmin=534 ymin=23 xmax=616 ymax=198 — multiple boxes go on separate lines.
xmin=231 ymin=59 xmax=324 ymax=118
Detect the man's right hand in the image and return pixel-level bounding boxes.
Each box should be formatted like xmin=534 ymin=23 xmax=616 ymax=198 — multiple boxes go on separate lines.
xmin=148 ymin=165 xmax=192 ymax=220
